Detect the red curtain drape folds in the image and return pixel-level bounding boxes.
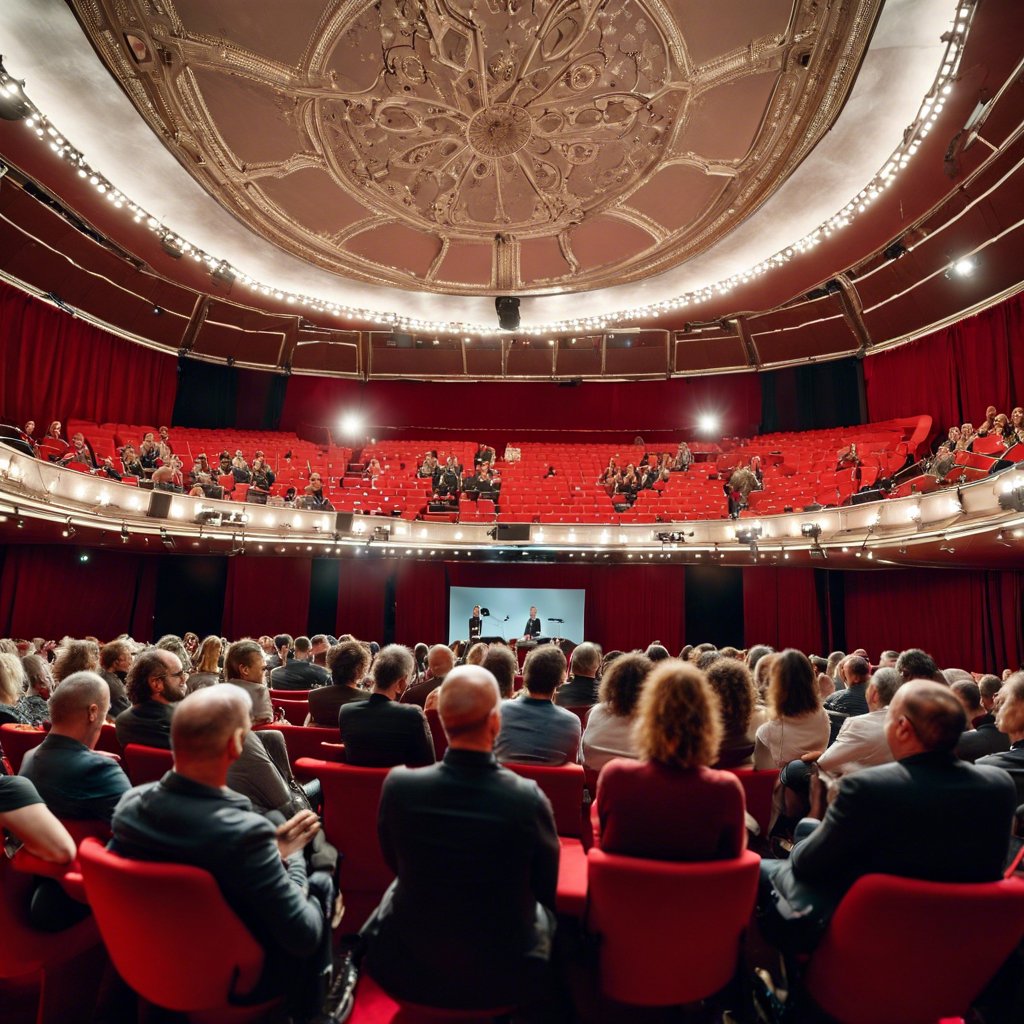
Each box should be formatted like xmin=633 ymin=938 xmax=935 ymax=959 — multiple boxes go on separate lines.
xmin=0 ymin=281 xmax=177 ymax=430
xmin=279 ymin=375 xmax=762 ymax=446
xmin=864 ymin=290 xmax=1024 ymax=429
xmin=336 ymin=558 xmax=394 ymax=642
xmin=843 ymin=568 xmax=1024 ymax=673
xmin=222 ymin=556 xmax=312 ymax=639
xmin=742 ymin=567 xmax=824 ymax=654
xmin=0 ymin=545 xmax=157 ymax=641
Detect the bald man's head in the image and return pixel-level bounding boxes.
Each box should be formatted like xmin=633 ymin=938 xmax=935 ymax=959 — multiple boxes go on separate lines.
xmin=438 ymin=666 xmax=500 ymax=747
xmin=888 ymin=679 xmax=967 ymax=756
xmin=171 ymin=686 xmax=252 ymax=764
xmin=428 ymin=644 xmax=456 ymax=678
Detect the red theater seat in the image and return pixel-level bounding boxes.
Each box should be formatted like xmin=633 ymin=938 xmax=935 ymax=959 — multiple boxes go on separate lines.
xmin=803 ymin=873 xmax=1024 ymax=1024
xmin=586 ymin=847 xmax=760 ymax=1007
xmin=0 ymin=724 xmax=46 ymax=773
xmin=349 ymin=973 xmax=512 ymax=1023
xmin=121 ymin=743 xmax=173 ymax=786
xmin=505 ymin=762 xmax=588 ymax=915
xmin=728 ymin=767 xmax=779 ymax=837
xmin=78 ymin=838 xmax=278 ymax=1022
xmin=256 ymin=723 xmax=339 ymax=766
xmin=270 ymin=697 xmax=309 ymax=725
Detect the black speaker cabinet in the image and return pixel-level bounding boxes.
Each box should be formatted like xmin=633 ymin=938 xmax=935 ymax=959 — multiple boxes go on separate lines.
xmin=494 ymin=523 xmax=532 ymax=542
xmin=146 ymin=490 xmax=174 ymax=518
xmin=335 ymin=512 xmax=354 ymax=533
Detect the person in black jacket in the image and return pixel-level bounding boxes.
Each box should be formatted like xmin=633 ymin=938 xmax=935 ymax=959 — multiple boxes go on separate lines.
xmin=468 ymin=605 xmax=482 ymax=641
xmin=339 ymin=645 xmax=434 ymax=767
xmin=362 ymin=666 xmax=559 ymax=1011
xmin=523 ymin=607 xmax=542 ymax=639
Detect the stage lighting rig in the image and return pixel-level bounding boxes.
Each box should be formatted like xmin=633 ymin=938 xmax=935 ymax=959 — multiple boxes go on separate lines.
xmin=735 ymin=525 xmax=762 ymax=545
xmin=800 ymin=522 xmax=822 ymax=539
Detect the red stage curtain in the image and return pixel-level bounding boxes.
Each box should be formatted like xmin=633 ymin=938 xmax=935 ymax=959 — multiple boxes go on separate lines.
xmin=337 ymin=557 xmax=395 ymax=642
xmin=222 ymin=556 xmax=311 ymax=639
xmin=843 ymin=568 xmax=1024 ymax=673
xmin=0 ymin=281 xmax=177 ymax=430
xmin=0 ymin=545 xmax=157 ymax=641
xmin=864 ymin=290 xmax=1024 ymax=429
xmin=279 ymin=375 xmax=761 ymax=448
xmin=742 ymin=567 xmax=824 ymax=654
xmin=393 ymin=560 xmax=447 ymax=646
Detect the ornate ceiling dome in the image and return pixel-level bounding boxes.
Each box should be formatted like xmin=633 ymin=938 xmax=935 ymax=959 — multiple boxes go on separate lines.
xmin=74 ymin=0 xmax=879 ymax=295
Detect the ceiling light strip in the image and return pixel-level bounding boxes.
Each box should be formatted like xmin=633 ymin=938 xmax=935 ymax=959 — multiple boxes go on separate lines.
xmin=0 ymin=2 xmax=978 ymax=336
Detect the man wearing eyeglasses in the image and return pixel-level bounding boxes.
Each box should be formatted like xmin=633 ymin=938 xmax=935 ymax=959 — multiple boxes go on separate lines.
xmin=757 ymin=680 xmax=1016 ymax=958
xmin=114 ymin=647 xmax=189 ymax=748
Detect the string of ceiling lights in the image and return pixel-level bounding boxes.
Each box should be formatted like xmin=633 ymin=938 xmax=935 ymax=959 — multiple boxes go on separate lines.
xmin=0 ymin=0 xmax=975 ymax=337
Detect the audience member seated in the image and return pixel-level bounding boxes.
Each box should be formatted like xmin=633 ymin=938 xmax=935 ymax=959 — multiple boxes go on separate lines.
xmin=338 ymin=645 xmax=434 ymax=768
xmin=494 ymin=646 xmax=580 ymax=766
xmin=306 ymin=640 xmax=371 ymax=727
xmin=895 ymin=646 xmax=941 ymax=683
xmin=222 ymin=639 xmax=274 ymax=724
xmin=98 ymin=639 xmax=132 ymax=717
xmin=185 ymin=635 xmax=222 ymax=691
xmin=0 ymin=774 xmax=76 ymax=863
xmin=271 ymin=636 xmax=329 ymax=690
xmin=21 ymin=670 xmax=130 ymax=825
xmin=401 ymin=643 xmax=454 ymax=707
xmin=822 ymin=655 xmax=870 ymax=716
xmin=110 ymin=686 xmax=341 ymax=1022
xmin=301 ymin=472 xmax=334 ymax=511
xmin=360 ymin=666 xmax=558 ymax=1013
xmin=115 ymin=648 xmax=189 ymax=747
xmin=481 ymin=644 xmax=519 ymax=699
xmin=580 ymin=652 xmax=652 ymax=773
xmin=758 ymin=681 xmax=1017 ymax=957
xmin=596 ymin=660 xmax=746 ymax=860
xmin=266 ymin=633 xmax=292 ymax=676
xmin=953 ymin=678 xmax=1010 ymax=762
xmin=977 ymin=672 xmax=1024 ymax=804
xmin=706 ymin=658 xmax=758 ymax=768
xmin=52 ymin=638 xmax=101 ymax=685
xmin=15 ymin=653 xmax=53 ymax=726
xmin=753 ymin=650 xmax=830 ymax=771
xmin=0 ymin=652 xmax=29 ymax=725
xmin=554 ymin=641 xmax=602 ymax=707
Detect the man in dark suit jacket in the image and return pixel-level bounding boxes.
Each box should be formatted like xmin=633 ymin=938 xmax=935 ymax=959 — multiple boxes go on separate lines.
xmin=523 ymin=606 xmax=542 ymax=639
xmin=362 ymin=666 xmax=559 ymax=1011
xmin=20 ymin=671 xmax=130 ymax=824
xmin=952 ymin=679 xmax=1010 ymax=762
xmin=111 ymin=686 xmax=340 ymax=1020
xmin=271 ymin=636 xmax=330 ymax=690
xmin=554 ymin=641 xmax=601 ymax=707
xmin=760 ymin=681 xmax=1016 ymax=954
xmin=468 ymin=605 xmax=482 ymax=641
xmin=401 ymin=644 xmax=455 ymax=708
xmin=114 ymin=648 xmax=187 ymax=748
xmin=340 ymin=645 xmax=435 ymax=768
xmin=307 ymin=640 xmax=371 ymax=727
xmin=978 ymin=672 xmax=1024 ymax=805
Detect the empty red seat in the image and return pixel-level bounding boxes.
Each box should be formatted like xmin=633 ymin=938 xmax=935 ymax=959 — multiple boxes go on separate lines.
xmin=122 ymin=743 xmax=173 ymax=786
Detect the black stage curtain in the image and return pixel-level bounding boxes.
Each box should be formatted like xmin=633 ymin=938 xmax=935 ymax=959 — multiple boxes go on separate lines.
xmin=172 ymin=357 xmax=239 ymax=429
xmin=153 ymin=555 xmax=228 ymax=640
xmin=760 ymin=357 xmax=866 ymax=434
xmin=684 ymin=565 xmax=743 ymax=649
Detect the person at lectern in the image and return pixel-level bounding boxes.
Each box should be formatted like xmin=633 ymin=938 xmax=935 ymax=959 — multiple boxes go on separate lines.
xmin=523 ymin=607 xmax=542 ymax=639
xmin=468 ymin=606 xmax=482 ymax=641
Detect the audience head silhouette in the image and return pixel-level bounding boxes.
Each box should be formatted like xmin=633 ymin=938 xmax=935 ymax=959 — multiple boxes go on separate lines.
xmin=438 ymin=666 xmax=500 ymax=749
xmin=885 ymin=680 xmax=968 ymax=759
xmin=48 ymin=670 xmax=109 ymax=746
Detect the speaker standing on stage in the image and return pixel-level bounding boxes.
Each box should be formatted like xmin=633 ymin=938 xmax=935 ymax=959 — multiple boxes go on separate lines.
xmin=523 ymin=607 xmax=542 ymax=639
xmin=468 ymin=605 xmax=482 ymax=640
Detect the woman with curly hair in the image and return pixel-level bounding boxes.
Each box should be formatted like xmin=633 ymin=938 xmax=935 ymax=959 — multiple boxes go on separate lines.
xmin=580 ymin=652 xmax=652 ymax=772
xmin=706 ymin=658 xmax=758 ymax=768
xmin=52 ymin=639 xmax=100 ymax=684
xmin=595 ymin=660 xmax=746 ymax=860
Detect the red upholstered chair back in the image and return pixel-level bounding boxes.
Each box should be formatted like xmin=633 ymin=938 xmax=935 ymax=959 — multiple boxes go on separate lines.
xmin=95 ymin=721 xmax=122 ymax=757
xmin=804 ymin=873 xmax=1024 ymax=1024
xmin=121 ymin=743 xmax=173 ymax=785
xmin=255 ymin=723 xmax=338 ymax=767
xmin=271 ymin=698 xmax=309 ymax=725
xmin=564 ymin=705 xmax=591 ymax=731
xmin=504 ymin=762 xmax=584 ymax=838
xmin=0 ymin=723 xmax=46 ymax=773
xmin=586 ymin=847 xmax=760 ymax=1006
xmin=268 ymin=689 xmax=313 ymax=701
xmin=424 ymin=707 xmax=448 ymax=760
xmin=293 ymin=758 xmax=392 ymax=892
xmin=727 ymin=767 xmax=778 ymax=836
xmin=77 ymin=838 xmax=269 ymax=1015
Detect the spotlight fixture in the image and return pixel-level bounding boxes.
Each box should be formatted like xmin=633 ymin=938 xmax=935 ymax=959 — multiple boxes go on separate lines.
xmin=655 ymin=530 xmax=693 ymax=544
xmin=735 ymin=525 xmax=763 ymax=545
xmin=800 ymin=522 xmax=822 ymax=539
xmin=120 ymin=523 xmax=129 ymax=544
xmin=945 ymin=256 xmax=976 ymax=279
xmin=61 ymin=517 xmax=76 ymax=538
xmin=339 ymin=411 xmax=364 ymax=438
xmin=882 ymin=239 xmax=908 ymax=261
xmin=159 ymin=527 xmax=175 ymax=550
xmin=495 ymin=295 xmax=520 ymax=331
xmin=697 ymin=413 xmax=720 ymax=435
xmin=78 ymin=552 xmax=90 ymax=563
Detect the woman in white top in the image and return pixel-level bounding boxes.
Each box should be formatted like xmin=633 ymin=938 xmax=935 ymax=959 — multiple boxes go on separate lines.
xmin=753 ymin=650 xmax=830 ymax=770
xmin=580 ymin=653 xmax=653 ymax=772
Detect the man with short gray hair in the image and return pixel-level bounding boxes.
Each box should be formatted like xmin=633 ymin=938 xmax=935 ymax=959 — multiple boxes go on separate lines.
xmin=555 ymin=641 xmax=602 ymax=707
xmin=99 ymin=639 xmax=132 ymax=717
xmin=340 ymin=645 xmax=434 ymax=768
xmin=21 ymin=671 xmax=130 ymax=823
